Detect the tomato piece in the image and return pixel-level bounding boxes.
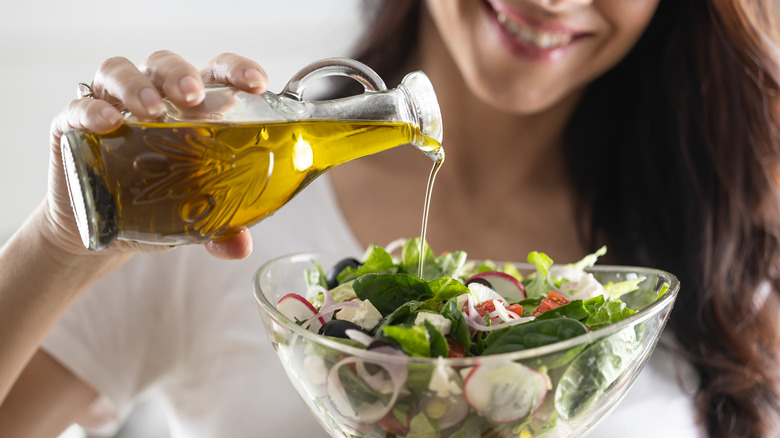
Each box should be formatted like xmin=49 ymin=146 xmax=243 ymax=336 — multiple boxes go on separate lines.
xmin=505 ymin=304 xmax=523 ymax=316
xmin=446 ymin=336 xmax=467 ymax=358
xmin=473 ymin=299 xmax=505 ymax=317
xmin=532 ymin=291 xmax=570 ymax=317
xmin=377 ymin=410 xmax=410 ymax=435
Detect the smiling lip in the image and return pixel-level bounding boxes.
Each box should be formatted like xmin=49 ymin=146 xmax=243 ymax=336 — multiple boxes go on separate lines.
xmin=482 ymin=0 xmax=590 ymax=61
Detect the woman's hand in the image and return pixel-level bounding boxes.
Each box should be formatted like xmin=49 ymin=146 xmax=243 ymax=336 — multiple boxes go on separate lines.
xmin=46 ymin=51 xmax=269 ymax=260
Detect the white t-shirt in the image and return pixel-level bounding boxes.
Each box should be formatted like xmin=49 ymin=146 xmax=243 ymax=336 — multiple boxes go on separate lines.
xmin=42 ymin=176 xmax=706 ymax=438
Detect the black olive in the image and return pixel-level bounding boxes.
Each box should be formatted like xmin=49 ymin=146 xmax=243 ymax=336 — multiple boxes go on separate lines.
xmin=365 ymin=335 xmax=406 ymax=369
xmin=367 ymin=334 xmax=403 ymax=352
xmin=326 ymin=257 xmax=362 ymax=289
xmin=318 ymin=319 xmax=364 ymax=339
xmin=464 ymin=276 xmax=492 ymax=289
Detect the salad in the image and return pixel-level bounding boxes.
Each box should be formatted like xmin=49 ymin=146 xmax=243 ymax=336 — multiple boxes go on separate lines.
xmin=271 ymin=238 xmax=671 ymax=437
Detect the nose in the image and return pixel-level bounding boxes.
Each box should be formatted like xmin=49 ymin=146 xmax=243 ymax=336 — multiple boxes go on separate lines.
xmin=526 ymin=0 xmax=593 ymax=12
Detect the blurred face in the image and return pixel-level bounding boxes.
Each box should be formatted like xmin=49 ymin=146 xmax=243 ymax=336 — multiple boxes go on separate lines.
xmin=424 ymin=0 xmax=660 ymax=114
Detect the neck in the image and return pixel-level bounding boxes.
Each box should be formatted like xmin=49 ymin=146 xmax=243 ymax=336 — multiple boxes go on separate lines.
xmin=328 ymin=7 xmax=590 ymax=262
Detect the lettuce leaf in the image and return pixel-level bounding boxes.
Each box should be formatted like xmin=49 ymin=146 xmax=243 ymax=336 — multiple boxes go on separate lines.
xmin=584 ymin=299 xmax=635 ymax=330
xmin=525 ymin=251 xmax=554 ymax=299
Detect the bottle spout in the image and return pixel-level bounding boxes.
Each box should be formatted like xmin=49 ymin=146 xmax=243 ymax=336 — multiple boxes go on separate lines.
xmin=400 ymin=71 xmax=444 ymax=162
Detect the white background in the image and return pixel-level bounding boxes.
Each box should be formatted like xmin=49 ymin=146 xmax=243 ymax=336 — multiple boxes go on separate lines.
xmin=0 ymin=0 xmax=364 ymax=240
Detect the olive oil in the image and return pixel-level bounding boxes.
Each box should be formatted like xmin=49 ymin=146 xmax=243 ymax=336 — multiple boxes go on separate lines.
xmin=418 ymin=158 xmax=444 ymax=278
xmin=67 ymin=120 xmax=443 ymax=246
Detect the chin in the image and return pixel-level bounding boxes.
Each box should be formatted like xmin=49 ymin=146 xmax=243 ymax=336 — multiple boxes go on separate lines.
xmin=469 ymin=77 xmax=574 ymax=116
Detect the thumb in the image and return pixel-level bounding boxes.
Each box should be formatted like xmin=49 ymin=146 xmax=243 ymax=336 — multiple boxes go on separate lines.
xmin=203 ymin=227 xmax=253 ymax=260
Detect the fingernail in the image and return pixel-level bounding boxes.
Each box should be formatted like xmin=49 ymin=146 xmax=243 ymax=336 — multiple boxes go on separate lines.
xmin=100 ymin=106 xmax=123 ymax=125
xmin=139 ymin=87 xmax=165 ymax=116
xmin=244 ymin=69 xmax=267 ymax=89
xmin=179 ymin=75 xmax=205 ymax=103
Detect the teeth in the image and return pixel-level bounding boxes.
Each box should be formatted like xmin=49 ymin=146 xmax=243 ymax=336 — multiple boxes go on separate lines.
xmin=496 ymin=12 xmax=573 ymax=49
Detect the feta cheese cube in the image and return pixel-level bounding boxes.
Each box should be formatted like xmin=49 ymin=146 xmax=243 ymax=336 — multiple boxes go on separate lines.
xmin=414 ymin=312 xmax=452 ymax=336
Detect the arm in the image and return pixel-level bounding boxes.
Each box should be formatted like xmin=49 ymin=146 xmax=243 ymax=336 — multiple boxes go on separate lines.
xmin=0 ymin=349 xmax=103 ymax=437
xmin=0 ymin=203 xmax=132 ymax=404
xmin=0 ymin=50 xmax=269 ymax=435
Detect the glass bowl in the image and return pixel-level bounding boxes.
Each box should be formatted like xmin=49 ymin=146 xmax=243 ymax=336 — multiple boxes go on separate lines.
xmin=253 ymin=252 xmax=679 ymax=438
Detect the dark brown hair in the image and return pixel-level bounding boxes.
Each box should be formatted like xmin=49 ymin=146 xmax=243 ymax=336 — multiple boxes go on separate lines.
xmin=351 ymin=1 xmax=780 ymax=436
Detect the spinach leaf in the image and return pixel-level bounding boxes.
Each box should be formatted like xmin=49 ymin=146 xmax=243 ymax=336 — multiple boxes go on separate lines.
xmin=440 ymin=298 xmax=472 ymax=354
xmin=535 ymin=299 xmax=590 ymax=322
xmin=448 ymin=415 xmax=483 ymax=438
xmin=383 ymin=325 xmax=431 ymax=357
xmin=405 ymin=363 xmax=435 ymax=398
xmin=427 ymin=277 xmax=469 ymax=304
xmin=373 ymin=300 xmax=428 ymax=335
xmin=482 ymin=318 xmax=589 ymax=355
xmin=516 ymin=296 xmax=544 ymax=317
xmin=337 ymin=245 xmax=397 ymax=283
xmin=353 ymin=273 xmax=433 ymax=316
xmin=334 ymin=360 xmax=390 ymax=412
xmin=423 ymin=319 xmax=449 ymax=358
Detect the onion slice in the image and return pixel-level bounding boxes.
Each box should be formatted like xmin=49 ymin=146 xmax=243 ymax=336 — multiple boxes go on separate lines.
xmin=325 ymin=346 xmax=408 ymax=423
xmin=305 ymin=300 xmax=361 ymax=329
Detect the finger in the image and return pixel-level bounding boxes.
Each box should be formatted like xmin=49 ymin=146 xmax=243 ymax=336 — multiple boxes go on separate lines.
xmin=93 ymin=56 xmax=167 ymax=118
xmin=203 ymin=228 xmax=253 ymax=260
xmin=50 ymin=98 xmax=124 ymax=151
xmin=139 ymin=50 xmax=206 ymax=107
xmin=202 ymin=53 xmax=269 ymax=94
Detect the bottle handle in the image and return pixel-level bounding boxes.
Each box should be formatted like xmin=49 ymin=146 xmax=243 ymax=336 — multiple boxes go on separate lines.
xmin=281 ymin=57 xmax=387 ymax=101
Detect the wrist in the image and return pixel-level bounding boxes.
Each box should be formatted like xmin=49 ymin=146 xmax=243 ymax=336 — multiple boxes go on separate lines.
xmin=14 ymin=201 xmax=132 ymax=296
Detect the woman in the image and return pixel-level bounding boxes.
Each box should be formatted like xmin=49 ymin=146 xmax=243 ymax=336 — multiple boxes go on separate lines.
xmin=1 ymin=0 xmax=779 ymax=437
xmin=348 ymin=2 xmax=780 ymax=434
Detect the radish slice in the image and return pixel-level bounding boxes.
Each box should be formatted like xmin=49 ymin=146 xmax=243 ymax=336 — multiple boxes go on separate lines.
xmin=466 ymin=271 xmax=526 ymax=300
xmin=276 ymin=293 xmax=325 ymax=333
xmin=464 ymin=361 xmax=548 ymax=423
